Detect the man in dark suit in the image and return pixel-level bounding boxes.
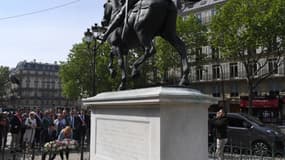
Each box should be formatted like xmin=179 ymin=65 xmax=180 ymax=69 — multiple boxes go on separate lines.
xmin=66 ymin=110 xmax=82 ymax=143
xmin=10 ymin=110 xmax=23 ymax=151
xmin=34 ymin=108 xmax=43 ymax=146
xmin=79 ymin=110 xmax=91 ymax=146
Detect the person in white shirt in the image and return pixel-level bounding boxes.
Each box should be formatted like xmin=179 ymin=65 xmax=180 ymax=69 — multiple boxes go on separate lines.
xmin=23 ymin=112 xmax=37 ymax=145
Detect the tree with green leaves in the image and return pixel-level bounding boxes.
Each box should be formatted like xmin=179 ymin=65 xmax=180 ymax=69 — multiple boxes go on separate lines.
xmin=0 ymin=66 xmax=9 ymax=105
xmin=59 ymin=41 xmax=117 ymax=99
xmin=177 ymin=15 xmax=208 ymax=60
xmin=210 ymin=0 xmax=285 ymax=114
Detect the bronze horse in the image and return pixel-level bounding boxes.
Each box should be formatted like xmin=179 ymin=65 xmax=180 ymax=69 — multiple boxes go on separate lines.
xmin=101 ymin=0 xmax=194 ymax=90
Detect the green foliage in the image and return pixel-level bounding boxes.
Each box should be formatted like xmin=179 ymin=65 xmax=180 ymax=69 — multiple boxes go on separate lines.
xmin=0 ymin=66 xmax=9 ymax=97
xmin=210 ymin=0 xmax=285 ymax=57
xmin=155 ymin=37 xmax=178 ymax=73
xmin=210 ymin=0 xmax=285 ymax=114
xmin=59 ymin=41 xmax=117 ymax=99
xmin=177 ymin=15 xmax=208 ymax=56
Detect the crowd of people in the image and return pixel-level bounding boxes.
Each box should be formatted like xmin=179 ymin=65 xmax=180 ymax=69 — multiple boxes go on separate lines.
xmin=0 ymin=107 xmax=90 ymax=159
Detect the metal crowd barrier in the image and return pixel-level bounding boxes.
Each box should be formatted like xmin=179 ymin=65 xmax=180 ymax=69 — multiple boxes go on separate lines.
xmin=0 ymin=139 xmax=90 ymax=160
xmin=209 ymin=139 xmax=285 ymax=160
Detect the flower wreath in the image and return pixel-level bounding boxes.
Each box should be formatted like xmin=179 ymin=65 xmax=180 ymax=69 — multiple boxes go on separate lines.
xmin=44 ymin=139 xmax=78 ymax=152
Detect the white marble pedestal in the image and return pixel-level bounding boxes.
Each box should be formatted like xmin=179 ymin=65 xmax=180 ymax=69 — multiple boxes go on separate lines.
xmin=83 ymin=87 xmax=217 ymax=160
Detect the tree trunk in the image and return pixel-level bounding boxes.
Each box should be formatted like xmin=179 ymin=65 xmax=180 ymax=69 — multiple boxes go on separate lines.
xmin=248 ymin=82 xmax=254 ymax=115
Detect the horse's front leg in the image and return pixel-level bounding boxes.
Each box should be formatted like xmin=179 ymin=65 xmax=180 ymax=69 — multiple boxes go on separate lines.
xmin=117 ymin=51 xmax=127 ymax=90
xmin=108 ymin=47 xmax=117 ymax=78
xmin=131 ymin=41 xmax=156 ymax=78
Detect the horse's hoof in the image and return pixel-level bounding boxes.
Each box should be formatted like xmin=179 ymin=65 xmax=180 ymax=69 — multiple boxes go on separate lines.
xmin=118 ymin=83 xmax=126 ymax=90
xmin=179 ymin=77 xmax=190 ymax=86
xmin=109 ymin=69 xmax=117 ymax=78
xmin=131 ymin=69 xmax=140 ymax=79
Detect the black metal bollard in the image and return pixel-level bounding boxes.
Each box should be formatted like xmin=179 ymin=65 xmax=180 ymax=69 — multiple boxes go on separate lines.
xmin=12 ymin=153 xmax=16 ymax=160
xmin=23 ymin=142 xmax=26 ymax=160
xmin=229 ymin=139 xmax=233 ymax=160
xmin=31 ymin=143 xmax=35 ymax=160
xmin=1 ymin=144 xmax=4 ymax=160
xmin=80 ymin=137 xmax=84 ymax=160
xmin=271 ymin=141 xmax=275 ymax=159
xmin=239 ymin=142 xmax=242 ymax=160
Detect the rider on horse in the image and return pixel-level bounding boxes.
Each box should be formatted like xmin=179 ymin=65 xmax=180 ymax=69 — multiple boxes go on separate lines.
xmin=101 ymin=0 xmax=183 ymax=41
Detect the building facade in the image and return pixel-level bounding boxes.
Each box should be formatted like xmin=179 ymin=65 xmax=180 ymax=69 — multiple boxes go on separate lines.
xmin=181 ymin=0 xmax=285 ymax=121
xmin=8 ymin=61 xmax=80 ymax=110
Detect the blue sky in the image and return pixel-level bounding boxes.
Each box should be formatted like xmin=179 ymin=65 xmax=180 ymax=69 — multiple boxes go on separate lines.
xmin=0 ymin=0 xmax=104 ymax=68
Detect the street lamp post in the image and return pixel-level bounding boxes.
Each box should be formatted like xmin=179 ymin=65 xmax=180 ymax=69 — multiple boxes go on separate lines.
xmin=83 ymin=23 xmax=105 ymax=96
xmin=82 ymin=24 xmax=105 ymax=160
xmin=83 ymin=28 xmax=96 ymax=96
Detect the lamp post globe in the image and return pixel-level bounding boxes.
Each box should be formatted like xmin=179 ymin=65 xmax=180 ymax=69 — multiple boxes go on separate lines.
xmin=83 ymin=28 xmax=93 ymax=44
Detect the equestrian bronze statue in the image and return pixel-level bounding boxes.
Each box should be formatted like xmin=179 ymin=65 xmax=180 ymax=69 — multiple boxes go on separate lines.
xmin=100 ymin=0 xmax=199 ymax=90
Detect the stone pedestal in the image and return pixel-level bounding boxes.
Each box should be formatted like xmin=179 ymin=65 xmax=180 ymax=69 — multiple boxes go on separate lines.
xmin=83 ymin=87 xmax=217 ymax=160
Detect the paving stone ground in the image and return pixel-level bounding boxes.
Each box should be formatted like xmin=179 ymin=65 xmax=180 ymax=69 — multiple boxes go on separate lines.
xmin=0 ymin=150 xmax=90 ymax=160
xmin=1 ymin=133 xmax=89 ymax=160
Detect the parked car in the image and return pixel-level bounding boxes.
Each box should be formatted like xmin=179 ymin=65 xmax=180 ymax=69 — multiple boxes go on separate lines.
xmin=209 ymin=112 xmax=285 ymax=157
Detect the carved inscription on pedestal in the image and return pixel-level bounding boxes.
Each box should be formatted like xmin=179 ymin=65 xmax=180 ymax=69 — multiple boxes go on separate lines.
xmin=96 ymin=118 xmax=150 ymax=160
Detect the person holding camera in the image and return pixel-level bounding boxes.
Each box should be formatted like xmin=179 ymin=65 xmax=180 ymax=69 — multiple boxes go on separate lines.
xmin=211 ymin=109 xmax=228 ymax=160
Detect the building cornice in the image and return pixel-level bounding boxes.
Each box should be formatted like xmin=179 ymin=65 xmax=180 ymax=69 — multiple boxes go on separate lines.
xmin=180 ymin=0 xmax=227 ymax=15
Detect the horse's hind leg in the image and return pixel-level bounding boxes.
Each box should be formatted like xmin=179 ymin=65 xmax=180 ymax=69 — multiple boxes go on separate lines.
xmin=108 ymin=46 xmax=117 ymax=78
xmin=117 ymin=47 xmax=127 ymax=90
xmin=131 ymin=41 xmax=156 ymax=78
xmin=162 ymin=34 xmax=190 ymax=86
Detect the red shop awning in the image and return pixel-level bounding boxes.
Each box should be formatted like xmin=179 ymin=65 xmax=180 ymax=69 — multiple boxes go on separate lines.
xmin=240 ymin=98 xmax=279 ymax=108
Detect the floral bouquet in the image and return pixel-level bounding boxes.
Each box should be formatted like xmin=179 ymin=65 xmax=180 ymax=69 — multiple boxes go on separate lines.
xmin=44 ymin=139 xmax=78 ymax=152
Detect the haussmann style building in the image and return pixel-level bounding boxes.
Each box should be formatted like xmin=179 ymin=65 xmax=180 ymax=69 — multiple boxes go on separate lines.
xmin=181 ymin=0 xmax=285 ymax=123
xmin=8 ymin=60 xmax=80 ymax=110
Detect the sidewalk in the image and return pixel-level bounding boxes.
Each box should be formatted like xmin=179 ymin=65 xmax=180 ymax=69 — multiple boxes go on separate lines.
xmin=1 ymin=133 xmax=90 ymax=160
xmin=0 ymin=150 xmax=90 ymax=160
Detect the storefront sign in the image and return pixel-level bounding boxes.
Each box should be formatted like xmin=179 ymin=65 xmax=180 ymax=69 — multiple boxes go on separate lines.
xmin=240 ymin=98 xmax=279 ymax=108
